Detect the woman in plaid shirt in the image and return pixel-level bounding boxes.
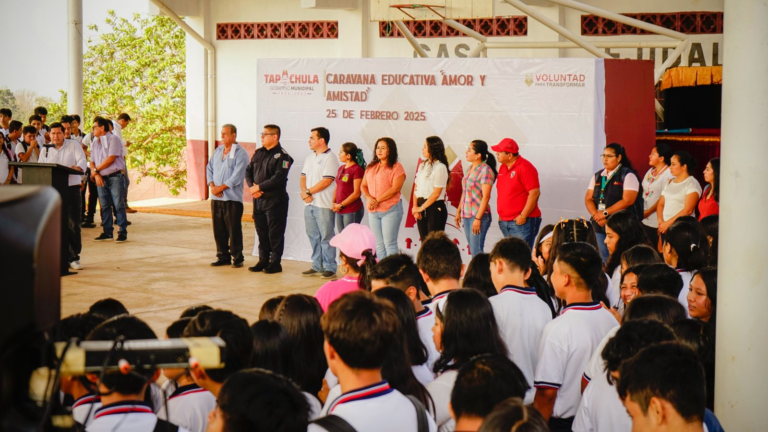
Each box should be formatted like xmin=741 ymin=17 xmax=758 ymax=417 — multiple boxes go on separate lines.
xmin=455 ymin=140 xmax=497 ymax=257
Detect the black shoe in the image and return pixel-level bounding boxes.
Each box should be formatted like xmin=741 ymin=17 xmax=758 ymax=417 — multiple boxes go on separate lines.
xmin=94 ymin=233 xmax=113 ymax=241
xmin=210 ymin=259 xmax=231 ymax=267
xmin=248 ymin=261 xmax=269 ymax=272
xmin=264 ymin=263 xmax=283 ymax=274
xmin=116 ymin=234 xmax=128 ymax=243
xmin=126 ymin=220 xmax=132 ymax=226
xmin=321 ymin=271 xmax=337 ymax=279
xmin=302 ymin=268 xmax=321 ymax=277
xmin=232 ymin=261 xmax=244 ymax=268
xmin=81 ymin=221 xmax=96 ymax=228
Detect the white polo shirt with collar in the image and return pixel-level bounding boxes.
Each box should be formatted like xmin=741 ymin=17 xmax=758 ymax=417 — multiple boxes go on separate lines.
xmin=37 ymin=139 xmax=87 ymax=186
xmin=416 ymin=307 xmax=439 ymax=374
xmin=85 ymin=401 xmax=191 ymax=432
xmin=301 ymin=148 xmax=338 ymax=209
xmin=156 ymin=384 xmax=216 ymax=432
xmin=490 ymin=285 xmax=553 ymax=404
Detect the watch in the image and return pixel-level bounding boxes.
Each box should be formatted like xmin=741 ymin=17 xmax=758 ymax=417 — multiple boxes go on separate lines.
xmin=305 ymin=189 xmax=312 ymax=196
xmin=339 ymin=204 xmax=344 ymax=210
xmin=603 ymin=210 xmax=609 ymax=217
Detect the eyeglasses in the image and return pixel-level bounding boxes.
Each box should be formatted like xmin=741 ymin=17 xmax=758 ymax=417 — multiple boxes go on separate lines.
xmin=260 ymin=133 xmax=276 ymax=137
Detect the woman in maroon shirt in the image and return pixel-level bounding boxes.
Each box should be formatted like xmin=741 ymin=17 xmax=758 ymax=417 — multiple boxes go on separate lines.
xmin=698 ymin=157 xmax=720 ymax=220
xmin=332 ymin=142 xmax=366 ymax=232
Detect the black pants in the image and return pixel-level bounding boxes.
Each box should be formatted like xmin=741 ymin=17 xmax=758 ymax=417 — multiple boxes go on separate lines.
xmin=253 ymin=195 xmax=289 ymax=265
xmin=212 ymin=200 xmax=244 ymax=263
xmin=643 ymin=224 xmax=660 ymax=252
xmin=67 ymin=186 xmax=82 ymax=262
xmin=548 ymin=416 xmax=574 ymax=432
xmin=416 ymin=198 xmax=447 ymax=240
xmin=81 ymin=168 xmax=98 ymax=222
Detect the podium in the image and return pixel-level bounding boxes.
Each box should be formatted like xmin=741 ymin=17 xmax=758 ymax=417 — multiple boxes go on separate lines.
xmin=10 ymin=162 xmax=83 ymax=275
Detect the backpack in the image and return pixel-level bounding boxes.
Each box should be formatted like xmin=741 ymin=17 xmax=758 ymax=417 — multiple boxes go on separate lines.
xmin=311 ymin=395 xmax=429 ymax=432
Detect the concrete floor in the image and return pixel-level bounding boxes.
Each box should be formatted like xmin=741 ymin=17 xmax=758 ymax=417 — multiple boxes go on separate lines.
xmin=62 ymin=208 xmax=320 ymax=337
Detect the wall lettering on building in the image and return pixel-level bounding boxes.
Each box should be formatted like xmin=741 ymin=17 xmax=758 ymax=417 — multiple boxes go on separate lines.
xmin=607 ymin=42 xmax=722 ymax=67
xmin=413 ymin=43 xmax=472 ymax=58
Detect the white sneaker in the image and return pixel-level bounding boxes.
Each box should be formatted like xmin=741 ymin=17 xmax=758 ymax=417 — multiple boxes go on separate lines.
xmin=69 ymin=260 xmax=83 ymax=270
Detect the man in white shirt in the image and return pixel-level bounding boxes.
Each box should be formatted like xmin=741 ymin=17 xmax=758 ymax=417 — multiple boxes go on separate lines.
xmin=4 ymin=121 xmax=23 ymax=182
xmin=90 ymin=117 xmax=129 ymax=242
xmin=112 ymin=113 xmax=136 ymax=213
xmin=488 ymin=237 xmax=553 ymax=404
xmin=0 ymin=107 xmax=11 ymax=136
xmin=38 ymin=122 xmax=88 ymax=270
xmin=1 ymin=129 xmax=18 ymax=185
xmin=309 ymin=291 xmax=437 ymax=432
xmin=534 ymin=242 xmax=618 ymax=432
xmin=79 ymin=130 xmax=98 ymax=228
xmin=16 ymin=125 xmax=40 ymax=164
xmin=416 ymin=231 xmax=464 ymax=311
xmin=300 ymin=126 xmax=339 ymax=279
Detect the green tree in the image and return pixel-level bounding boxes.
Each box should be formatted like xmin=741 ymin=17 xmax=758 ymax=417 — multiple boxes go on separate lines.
xmin=0 ymin=87 xmax=19 ymax=118
xmin=81 ymin=11 xmax=187 ymax=194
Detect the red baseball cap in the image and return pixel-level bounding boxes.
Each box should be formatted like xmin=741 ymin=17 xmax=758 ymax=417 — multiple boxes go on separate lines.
xmin=491 ymin=138 xmax=520 ymax=154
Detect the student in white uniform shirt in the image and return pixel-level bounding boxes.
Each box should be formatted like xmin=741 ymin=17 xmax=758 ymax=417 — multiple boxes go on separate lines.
xmin=602 ymin=210 xmax=653 ymax=308
xmin=0 ymin=108 xmax=11 ymax=136
xmin=412 ymin=136 xmax=450 ymax=239
xmin=417 ymin=231 xmax=464 ymax=311
xmin=1 ymin=130 xmax=17 ymax=184
xmin=309 ymin=291 xmax=437 ymax=432
xmin=533 ymin=242 xmax=618 ymax=432
xmin=29 ymin=114 xmax=48 ymax=145
xmin=112 ymin=113 xmax=137 ymax=213
xmin=662 ymin=220 xmax=708 ymax=314
xmin=369 ymin=253 xmax=440 ymax=373
xmin=3 ymin=121 xmax=23 ymax=182
xmin=84 ymin=315 xmax=189 ymax=432
xmin=206 ymin=369 xmax=311 ymax=432
xmin=449 ymin=354 xmax=529 ymax=432
xmin=16 ymin=125 xmax=41 ymax=164
xmin=574 ymin=320 xmax=677 ymax=432
xmin=38 ymin=122 xmax=88 ymax=269
xmin=487 ymin=237 xmax=553 ymax=404
xmin=427 ymin=289 xmax=508 ymax=432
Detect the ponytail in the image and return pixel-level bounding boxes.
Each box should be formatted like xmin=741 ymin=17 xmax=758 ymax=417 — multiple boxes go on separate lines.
xmin=341 ymin=142 xmax=367 ymax=170
xmin=355 ymin=149 xmax=367 ymax=170
xmin=358 ymin=249 xmax=376 ymax=290
xmin=470 ymin=140 xmax=498 ymax=179
xmin=665 ymin=221 xmax=708 ymax=271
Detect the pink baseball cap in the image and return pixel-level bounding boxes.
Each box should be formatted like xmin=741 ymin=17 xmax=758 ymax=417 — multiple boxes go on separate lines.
xmin=491 ymin=138 xmax=520 ymax=154
xmin=330 ymin=223 xmax=377 ymax=265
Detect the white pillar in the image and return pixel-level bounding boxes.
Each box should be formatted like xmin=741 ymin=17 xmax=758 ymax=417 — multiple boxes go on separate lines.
xmin=715 ymin=1 xmax=768 ymax=429
xmin=67 ymin=0 xmax=83 ymax=118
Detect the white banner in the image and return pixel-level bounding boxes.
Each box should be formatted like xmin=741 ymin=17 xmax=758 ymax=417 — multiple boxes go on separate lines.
xmin=256 ymin=58 xmax=606 ymax=263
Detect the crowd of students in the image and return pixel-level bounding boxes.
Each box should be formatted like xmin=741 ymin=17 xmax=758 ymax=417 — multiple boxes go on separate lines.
xmin=53 ymin=194 xmax=723 ymax=431
xmin=1 ymin=107 xmax=136 ymax=269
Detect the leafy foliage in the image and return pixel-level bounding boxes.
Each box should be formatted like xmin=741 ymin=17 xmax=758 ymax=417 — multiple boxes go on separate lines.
xmin=80 ymin=11 xmax=187 ymax=194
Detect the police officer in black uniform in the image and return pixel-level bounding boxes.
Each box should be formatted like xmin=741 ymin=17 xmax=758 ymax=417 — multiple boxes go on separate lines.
xmin=246 ymin=124 xmax=294 ymax=274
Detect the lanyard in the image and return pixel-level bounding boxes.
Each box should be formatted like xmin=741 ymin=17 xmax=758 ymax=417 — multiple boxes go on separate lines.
xmin=599 ymin=164 xmax=622 ymax=203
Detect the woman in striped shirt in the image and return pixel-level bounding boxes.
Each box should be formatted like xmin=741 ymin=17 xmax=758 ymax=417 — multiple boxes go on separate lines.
xmin=455 ymin=140 xmax=497 ymax=257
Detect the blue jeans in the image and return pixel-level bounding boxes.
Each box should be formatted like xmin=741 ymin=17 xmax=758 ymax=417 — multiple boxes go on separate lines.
xmin=336 ymin=207 xmax=365 ymax=233
xmin=499 ymin=217 xmax=542 ymax=250
xmin=368 ymin=200 xmax=403 ymax=259
xmin=305 ymin=205 xmax=337 ymax=272
xmin=595 ymin=231 xmax=610 ymax=263
xmin=97 ymin=173 xmax=128 ymax=236
xmin=463 ymin=214 xmax=491 ymax=257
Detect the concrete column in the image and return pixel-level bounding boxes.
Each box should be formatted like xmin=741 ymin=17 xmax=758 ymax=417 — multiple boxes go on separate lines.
xmin=715 ymin=2 xmax=768 ymax=429
xmin=67 ymin=0 xmax=83 ymax=118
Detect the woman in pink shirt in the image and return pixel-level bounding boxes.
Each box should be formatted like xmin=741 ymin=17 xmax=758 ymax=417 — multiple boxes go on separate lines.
xmin=314 ymin=223 xmax=377 ymax=312
xmin=361 ymin=137 xmax=406 ymax=258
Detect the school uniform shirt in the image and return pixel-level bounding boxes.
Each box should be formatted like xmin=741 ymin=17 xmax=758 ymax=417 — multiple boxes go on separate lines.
xmin=534 ymin=301 xmax=618 ymax=420
xmin=14 ymin=139 xmax=39 ymax=184
xmin=490 ymin=285 xmax=553 ymax=404
xmin=661 ymin=176 xmax=702 ymax=221
xmin=582 ymin=326 xmax=620 ymax=386
xmin=38 ymin=140 xmax=87 ymax=186
xmin=301 ymin=148 xmax=339 ymax=209
xmin=85 ymin=401 xmax=191 ymax=432
xmin=572 ymin=369 xmax=630 ymax=432
xmin=205 ymin=144 xmax=249 ymax=202
xmin=315 ymin=275 xmax=362 ymax=312
xmin=416 ymin=307 xmax=440 ymax=373
xmin=414 ymin=160 xmax=449 ymax=200
xmin=607 ymin=267 xmax=622 ymax=308
xmin=156 ymin=384 xmax=216 ymax=432
xmin=426 ymin=370 xmax=458 ymax=432
xmin=0 ymin=137 xmax=17 ymax=184
xmin=678 ymin=269 xmax=694 ymax=318
xmin=412 ymin=363 xmax=435 ymax=387
xmin=309 ymin=381 xmax=437 ymax=432
xmin=72 ymin=393 xmax=101 ymax=426
xmin=497 ymin=156 xmax=542 ymax=221
xmin=428 ymin=289 xmax=457 ymax=314
xmin=641 ymin=166 xmax=673 ymax=228
xmin=304 ymin=391 xmax=322 ymax=420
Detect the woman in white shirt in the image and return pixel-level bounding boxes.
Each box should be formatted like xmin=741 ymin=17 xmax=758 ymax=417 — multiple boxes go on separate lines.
xmin=412 ymin=136 xmax=450 ymax=240
xmin=641 ymin=143 xmax=674 ymax=248
xmin=657 ymin=151 xmax=702 ymax=236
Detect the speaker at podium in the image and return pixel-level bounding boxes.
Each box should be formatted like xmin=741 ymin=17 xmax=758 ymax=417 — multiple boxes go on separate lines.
xmin=9 ymin=163 xmax=83 ymax=275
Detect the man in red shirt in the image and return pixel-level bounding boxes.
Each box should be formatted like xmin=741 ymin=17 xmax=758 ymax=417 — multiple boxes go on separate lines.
xmin=492 ymin=138 xmax=542 ymax=248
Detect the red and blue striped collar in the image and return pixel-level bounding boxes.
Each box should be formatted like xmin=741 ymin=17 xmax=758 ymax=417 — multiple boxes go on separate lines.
xmin=500 ymin=285 xmax=537 ymax=295
xmin=416 ymin=308 xmax=434 ymax=320
xmin=169 ymin=383 xmax=208 ymax=400
xmin=94 ymin=401 xmax=153 ymax=418
xmin=561 ymin=301 xmax=602 ymax=315
xmin=72 ymin=393 xmax=100 ymax=409
xmin=431 ymin=289 xmax=457 ymax=302
xmin=329 ymin=381 xmax=393 ymax=413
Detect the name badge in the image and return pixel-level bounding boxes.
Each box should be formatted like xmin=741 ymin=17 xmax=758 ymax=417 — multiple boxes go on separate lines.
xmin=342 ymin=174 xmax=349 ymax=182
xmin=598 ymin=203 xmax=606 ymax=212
